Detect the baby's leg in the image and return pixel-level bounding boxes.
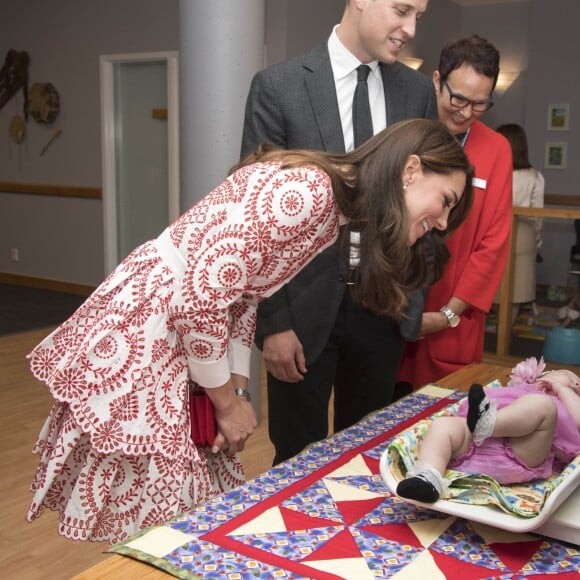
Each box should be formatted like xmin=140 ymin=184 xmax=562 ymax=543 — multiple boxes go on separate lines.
xmin=468 ymin=386 xmax=557 ymax=467
xmin=397 ymin=416 xmax=469 ymax=503
xmin=493 ymin=394 xmax=557 ymax=468
xmin=417 ymin=416 xmax=472 ymax=474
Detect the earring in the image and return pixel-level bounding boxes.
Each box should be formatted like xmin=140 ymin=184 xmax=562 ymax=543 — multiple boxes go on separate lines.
xmin=403 ymin=182 xmax=408 ymax=190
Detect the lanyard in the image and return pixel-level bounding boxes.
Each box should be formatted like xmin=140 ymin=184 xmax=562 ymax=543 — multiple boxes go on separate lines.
xmin=458 ymin=126 xmax=471 ymax=148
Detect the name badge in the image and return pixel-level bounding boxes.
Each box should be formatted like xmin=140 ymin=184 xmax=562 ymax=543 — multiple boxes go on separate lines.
xmin=472 ymin=177 xmax=487 ymax=189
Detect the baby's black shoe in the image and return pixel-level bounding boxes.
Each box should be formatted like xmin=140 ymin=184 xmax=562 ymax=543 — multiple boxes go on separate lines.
xmin=397 ymin=474 xmax=440 ymax=503
xmin=467 ymin=383 xmax=488 ymax=433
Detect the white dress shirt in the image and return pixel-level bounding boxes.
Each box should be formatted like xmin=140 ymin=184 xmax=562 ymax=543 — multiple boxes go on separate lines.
xmin=328 ymin=26 xmax=387 ymax=266
xmin=328 ymin=25 xmax=387 ymax=154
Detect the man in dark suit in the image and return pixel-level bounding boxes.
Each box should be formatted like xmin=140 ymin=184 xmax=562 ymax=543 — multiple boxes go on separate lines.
xmin=241 ymin=0 xmax=435 ymax=464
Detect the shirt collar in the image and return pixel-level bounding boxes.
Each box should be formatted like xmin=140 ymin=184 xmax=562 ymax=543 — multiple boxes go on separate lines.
xmin=328 ymin=25 xmax=380 ymax=81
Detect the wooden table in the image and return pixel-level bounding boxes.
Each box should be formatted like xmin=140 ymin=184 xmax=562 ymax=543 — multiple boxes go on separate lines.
xmin=74 ymin=361 xmax=514 ymax=579
xmin=435 ymin=361 xmax=512 ymax=390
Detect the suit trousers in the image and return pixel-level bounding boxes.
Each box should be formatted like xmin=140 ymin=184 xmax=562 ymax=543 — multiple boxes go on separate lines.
xmin=267 ymin=289 xmax=404 ymax=464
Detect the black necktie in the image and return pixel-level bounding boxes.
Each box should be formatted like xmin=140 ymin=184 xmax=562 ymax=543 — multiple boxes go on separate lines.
xmin=352 ymin=64 xmax=373 ymax=148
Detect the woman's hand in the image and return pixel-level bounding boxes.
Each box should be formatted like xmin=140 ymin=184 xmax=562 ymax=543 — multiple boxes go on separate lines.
xmin=212 ymin=398 xmax=257 ymax=456
xmin=418 ymin=298 xmax=468 ymax=338
xmin=419 ymin=311 xmax=449 ymax=337
xmin=204 ymin=377 xmax=257 ymax=456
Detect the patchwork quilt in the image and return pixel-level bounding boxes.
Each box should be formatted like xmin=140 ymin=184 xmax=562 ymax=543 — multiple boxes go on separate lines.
xmin=110 ymin=387 xmax=580 ymax=579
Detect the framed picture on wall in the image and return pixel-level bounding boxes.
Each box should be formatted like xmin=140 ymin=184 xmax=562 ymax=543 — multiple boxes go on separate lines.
xmin=547 ymin=103 xmax=569 ymax=131
xmin=544 ymin=141 xmax=567 ymax=169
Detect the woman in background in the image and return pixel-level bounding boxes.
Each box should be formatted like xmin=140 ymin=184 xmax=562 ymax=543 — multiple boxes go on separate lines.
xmin=496 ymin=123 xmax=545 ymax=325
xmin=397 ymin=35 xmax=513 ymax=389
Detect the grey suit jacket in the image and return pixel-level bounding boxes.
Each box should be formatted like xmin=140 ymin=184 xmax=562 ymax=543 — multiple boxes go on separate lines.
xmin=241 ymin=42 xmax=437 ymax=364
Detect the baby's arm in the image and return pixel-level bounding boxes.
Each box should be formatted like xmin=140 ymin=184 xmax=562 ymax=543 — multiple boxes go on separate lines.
xmin=555 ymin=386 xmax=580 ymax=428
xmin=537 ymin=370 xmax=580 ymax=428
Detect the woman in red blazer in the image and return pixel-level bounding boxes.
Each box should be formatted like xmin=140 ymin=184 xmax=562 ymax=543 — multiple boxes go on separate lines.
xmin=399 ymin=35 xmax=513 ymax=389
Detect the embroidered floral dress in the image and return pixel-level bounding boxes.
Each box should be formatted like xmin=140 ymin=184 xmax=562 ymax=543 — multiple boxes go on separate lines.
xmin=27 ymin=162 xmax=341 ymax=542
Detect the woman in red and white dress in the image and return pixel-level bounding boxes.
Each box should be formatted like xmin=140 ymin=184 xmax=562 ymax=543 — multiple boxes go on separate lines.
xmin=26 ymin=119 xmax=473 ymax=542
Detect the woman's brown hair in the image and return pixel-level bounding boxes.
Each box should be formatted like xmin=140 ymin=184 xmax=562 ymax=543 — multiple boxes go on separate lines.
xmin=496 ymin=123 xmax=532 ymax=170
xmin=232 ymin=119 xmax=473 ymax=318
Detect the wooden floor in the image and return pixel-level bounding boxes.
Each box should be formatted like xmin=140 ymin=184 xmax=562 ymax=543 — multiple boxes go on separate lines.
xmin=0 ymin=327 xmax=275 ymax=580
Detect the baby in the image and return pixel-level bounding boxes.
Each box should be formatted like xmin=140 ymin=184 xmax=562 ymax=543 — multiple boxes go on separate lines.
xmin=397 ymin=357 xmax=580 ymax=503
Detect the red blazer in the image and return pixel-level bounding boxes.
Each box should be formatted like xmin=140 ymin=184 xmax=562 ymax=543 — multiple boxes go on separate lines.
xmin=399 ymin=120 xmax=513 ymax=388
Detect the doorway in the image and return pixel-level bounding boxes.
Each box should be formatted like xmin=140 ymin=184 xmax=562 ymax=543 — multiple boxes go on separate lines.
xmin=100 ymin=51 xmax=179 ymax=273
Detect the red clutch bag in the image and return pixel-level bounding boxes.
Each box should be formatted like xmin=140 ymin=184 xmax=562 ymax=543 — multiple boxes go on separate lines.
xmin=189 ymin=383 xmax=217 ymax=446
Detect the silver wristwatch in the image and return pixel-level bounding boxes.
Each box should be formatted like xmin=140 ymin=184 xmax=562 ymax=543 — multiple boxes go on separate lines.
xmin=440 ymin=305 xmax=461 ymax=328
xmin=234 ymin=387 xmax=251 ymax=401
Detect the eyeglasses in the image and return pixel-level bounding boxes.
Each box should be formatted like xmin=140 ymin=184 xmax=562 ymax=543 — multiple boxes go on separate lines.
xmin=442 ymin=79 xmax=494 ymax=112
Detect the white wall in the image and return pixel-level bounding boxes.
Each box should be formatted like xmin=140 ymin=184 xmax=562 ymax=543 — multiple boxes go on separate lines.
xmin=459 ymin=1 xmax=532 ymax=129
xmin=402 ymin=1 xmax=462 ymax=77
xmin=1 ymin=194 xmax=103 ymax=283
xmin=526 ymin=0 xmax=580 ymax=287
xmin=0 ymin=0 xmax=179 ymax=285
xmin=264 ymin=0 xmax=344 ymax=65
xmin=1 ymin=0 xmax=578 ymax=288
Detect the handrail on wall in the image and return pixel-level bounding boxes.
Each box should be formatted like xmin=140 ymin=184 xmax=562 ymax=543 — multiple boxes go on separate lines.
xmin=0 ymin=181 xmax=101 ymax=199
xmin=495 ymin=205 xmax=580 ymax=364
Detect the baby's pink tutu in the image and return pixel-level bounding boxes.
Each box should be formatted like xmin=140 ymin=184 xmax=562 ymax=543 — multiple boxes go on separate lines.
xmin=450 ymin=385 xmax=580 ymax=483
